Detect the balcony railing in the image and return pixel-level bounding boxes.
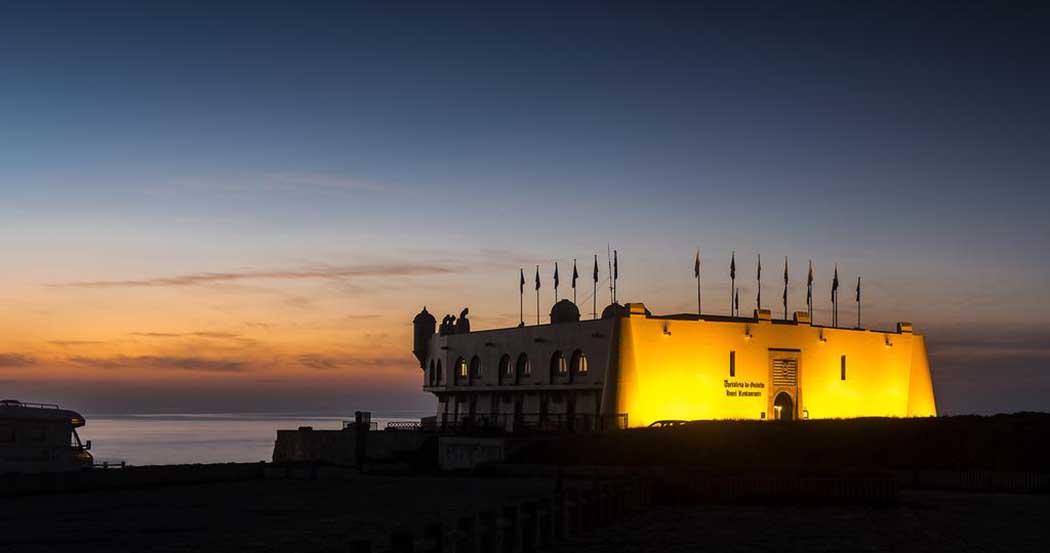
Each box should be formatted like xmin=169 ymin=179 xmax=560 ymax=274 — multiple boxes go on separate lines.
xmin=436 ymin=412 xmax=628 ymax=434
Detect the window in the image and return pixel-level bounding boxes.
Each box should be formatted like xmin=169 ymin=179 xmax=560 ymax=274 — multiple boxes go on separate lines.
xmin=456 ymin=357 xmax=467 ymax=378
xmin=428 ymin=360 xmax=435 ymax=385
xmin=840 ymin=355 xmax=847 ymax=380
xmin=517 ymin=353 xmax=531 ymax=377
xmin=729 ymin=350 xmax=736 ymax=377
xmin=436 ymin=360 xmax=443 ymax=384
xmin=470 ymin=356 xmax=482 ymax=378
xmin=572 ymin=350 xmax=588 ymax=375
xmin=552 ymin=351 xmax=567 ymax=376
xmin=500 ymin=354 xmax=512 ymax=378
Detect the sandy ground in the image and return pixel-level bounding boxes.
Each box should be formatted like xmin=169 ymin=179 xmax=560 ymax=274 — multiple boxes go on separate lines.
xmin=1 ymin=474 xmax=556 ymax=553
xmin=551 ymin=490 xmax=1050 ymax=553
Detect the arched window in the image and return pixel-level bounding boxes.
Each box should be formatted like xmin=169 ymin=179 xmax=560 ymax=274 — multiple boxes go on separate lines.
xmin=436 ymin=360 xmax=443 ymax=384
xmin=470 ymin=356 xmax=482 ymax=379
xmin=456 ymin=357 xmax=467 ymax=378
xmin=499 ymin=354 xmax=512 ymax=379
xmin=572 ymin=350 xmax=588 ymax=375
xmin=517 ymin=353 xmax=530 ymax=377
xmin=551 ymin=351 xmax=567 ymax=377
xmin=428 ymin=360 xmax=435 ymax=385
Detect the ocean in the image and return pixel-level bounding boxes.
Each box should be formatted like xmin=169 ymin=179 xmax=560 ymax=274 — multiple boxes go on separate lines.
xmin=79 ymin=413 xmax=426 ymax=466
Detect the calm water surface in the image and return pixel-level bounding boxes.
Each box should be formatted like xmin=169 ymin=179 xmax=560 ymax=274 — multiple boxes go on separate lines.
xmin=80 ymin=413 xmax=424 ymax=466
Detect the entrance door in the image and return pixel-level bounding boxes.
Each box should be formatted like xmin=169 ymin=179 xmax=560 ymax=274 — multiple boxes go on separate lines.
xmin=773 ymin=391 xmax=794 ymax=420
xmin=768 ymin=349 xmax=801 ymax=420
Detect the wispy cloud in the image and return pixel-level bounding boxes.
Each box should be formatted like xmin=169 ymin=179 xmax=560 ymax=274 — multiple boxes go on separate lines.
xmin=47 ymin=263 xmax=454 ymax=289
xmin=297 ymin=354 xmax=411 ymax=371
xmin=69 ymin=355 xmax=247 ymax=372
xmin=0 ymin=353 xmax=36 ymax=367
xmin=130 ymin=331 xmax=243 ymax=340
xmin=48 ymin=340 xmax=106 ymax=347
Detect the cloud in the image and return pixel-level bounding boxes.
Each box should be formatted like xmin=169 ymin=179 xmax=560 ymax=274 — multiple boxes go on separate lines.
xmin=130 ymin=331 xmax=243 ymax=340
xmin=0 ymin=353 xmax=36 ymax=367
xmin=297 ymin=354 xmax=411 ymax=371
xmin=69 ymin=355 xmax=247 ymax=372
xmin=47 ymin=263 xmax=454 ymax=289
xmin=48 ymin=340 xmax=106 ymax=347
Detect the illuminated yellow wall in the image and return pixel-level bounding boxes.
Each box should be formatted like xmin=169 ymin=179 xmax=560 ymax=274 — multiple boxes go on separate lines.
xmin=614 ymin=305 xmax=937 ymax=427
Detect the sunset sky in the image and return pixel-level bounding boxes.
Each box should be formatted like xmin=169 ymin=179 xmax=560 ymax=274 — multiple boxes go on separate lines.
xmin=1 ymin=1 xmax=1047 ymax=416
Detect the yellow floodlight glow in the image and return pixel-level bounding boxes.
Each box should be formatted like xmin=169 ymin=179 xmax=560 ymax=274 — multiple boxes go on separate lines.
xmin=612 ymin=305 xmax=937 ymax=427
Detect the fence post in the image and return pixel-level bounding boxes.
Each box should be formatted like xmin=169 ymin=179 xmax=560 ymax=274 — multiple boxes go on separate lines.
xmin=499 ymin=505 xmax=519 ymax=553
xmin=390 ymin=529 xmax=414 ymax=553
xmin=453 ymin=515 xmax=475 ymax=553
xmin=477 ymin=510 xmax=497 ymax=553
xmin=422 ymin=521 xmax=444 ymax=553
xmin=579 ymin=489 xmax=595 ymax=532
xmin=536 ymin=498 xmax=552 ymax=547
xmin=551 ymin=492 xmax=566 ymax=542
xmin=565 ymin=488 xmax=580 ymax=537
xmin=520 ymin=501 xmax=537 ymax=553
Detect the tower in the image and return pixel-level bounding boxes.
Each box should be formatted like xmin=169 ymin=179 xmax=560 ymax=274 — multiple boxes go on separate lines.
xmin=412 ymin=306 xmax=436 ymax=368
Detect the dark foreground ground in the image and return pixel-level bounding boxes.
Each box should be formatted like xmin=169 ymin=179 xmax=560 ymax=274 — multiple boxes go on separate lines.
xmin=551 ymin=490 xmax=1050 ymax=553
xmin=3 ymin=475 xmax=1048 ymax=553
xmin=1 ymin=474 xmax=554 ymax=553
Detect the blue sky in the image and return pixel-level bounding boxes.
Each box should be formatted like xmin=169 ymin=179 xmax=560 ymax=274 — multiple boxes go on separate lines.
xmin=1 ymin=1 xmax=1048 ymax=414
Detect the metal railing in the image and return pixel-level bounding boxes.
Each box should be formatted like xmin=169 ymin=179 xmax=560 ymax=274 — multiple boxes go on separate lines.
xmin=385 ymin=421 xmax=423 ymax=431
xmin=437 ymin=413 xmax=628 ymax=434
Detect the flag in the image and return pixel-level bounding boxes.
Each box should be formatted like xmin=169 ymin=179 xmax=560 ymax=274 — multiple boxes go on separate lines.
xmin=807 ymin=260 xmax=813 ymax=302
xmin=734 ymin=288 xmax=739 ymax=313
xmin=520 ymin=268 xmax=525 ymax=294
xmin=856 ymin=276 xmax=861 ymax=302
xmin=572 ymin=259 xmax=579 ymax=289
xmin=553 ymin=262 xmax=560 ymax=290
xmin=613 ymin=250 xmax=618 ymax=281
xmin=592 ymin=254 xmax=599 ymax=283
xmin=694 ymin=249 xmax=700 ymax=279
xmin=783 ymin=256 xmax=789 ymax=313
xmin=832 ymin=264 xmax=839 ymax=300
xmin=535 ymin=265 xmax=541 ymax=291
xmin=730 ymin=251 xmax=736 ymax=280
xmin=756 ymin=254 xmax=762 ymax=309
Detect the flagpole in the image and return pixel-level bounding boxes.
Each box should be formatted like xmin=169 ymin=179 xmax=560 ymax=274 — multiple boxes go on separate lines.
xmin=730 ymin=250 xmax=736 ymax=317
xmin=536 ymin=265 xmax=540 ymax=325
xmin=573 ymin=259 xmax=577 ymax=305
xmin=519 ymin=268 xmax=524 ymax=326
xmin=857 ymin=276 xmax=861 ymax=329
xmin=593 ymin=254 xmax=598 ymax=320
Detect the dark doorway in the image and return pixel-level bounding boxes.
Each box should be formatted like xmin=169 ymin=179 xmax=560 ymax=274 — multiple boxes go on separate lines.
xmin=773 ymin=392 xmax=794 ymax=421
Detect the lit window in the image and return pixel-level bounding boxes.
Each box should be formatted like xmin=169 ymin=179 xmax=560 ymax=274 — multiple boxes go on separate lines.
xmin=470 ymin=356 xmax=482 ymax=378
xmin=729 ymin=350 xmax=736 ymax=377
xmin=840 ymin=355 xmax=846 ymax=380
xmin=457 ymin=357 xmax=467 ymax=378
xmin=573 ymin=351 xmax=588 ymax=375
xmin=517 ymin=353 xmax=531 ymax=377
xmin=552 ymin=351 xmax=567 ymax=375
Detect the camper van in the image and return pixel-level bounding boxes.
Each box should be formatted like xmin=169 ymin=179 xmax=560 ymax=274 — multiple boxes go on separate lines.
xmin=0 ymin=399 xmax=93 ymax=473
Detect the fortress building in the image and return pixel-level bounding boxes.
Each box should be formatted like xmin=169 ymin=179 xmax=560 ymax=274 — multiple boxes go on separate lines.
xmin=413 ymin=301 xmax=937 ymax=430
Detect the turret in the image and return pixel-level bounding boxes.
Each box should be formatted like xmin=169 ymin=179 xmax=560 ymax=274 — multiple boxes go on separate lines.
xmin=412 ymin=306 xmax=436 ymax=368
